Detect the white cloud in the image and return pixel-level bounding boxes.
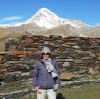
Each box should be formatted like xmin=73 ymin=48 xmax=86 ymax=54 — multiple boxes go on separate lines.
xmin=0 ymin=16 xmax=23 ymax=22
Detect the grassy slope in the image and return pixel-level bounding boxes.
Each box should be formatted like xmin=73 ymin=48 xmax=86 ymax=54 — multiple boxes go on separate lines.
xmin=0 ymin=29 xmax=30 ymax=51
xmin=14 ymin=83 xmax=100 ymax=99
xmin=2 ymin=83 xmax=100 ymax=99
xmin=57 ymin=84 xmax=100 ymax=99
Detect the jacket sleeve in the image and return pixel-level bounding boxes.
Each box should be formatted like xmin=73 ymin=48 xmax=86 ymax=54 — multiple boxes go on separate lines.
xmin=54 ymin=61 xmax=60 ymax=85
xmin=32 ymin=62 xmax=39 ymax=87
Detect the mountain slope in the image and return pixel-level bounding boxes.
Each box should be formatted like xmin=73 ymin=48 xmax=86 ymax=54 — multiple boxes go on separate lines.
xmin=46 ymin=24 xmax=79 ymax=36
xmin=77 ymin=26 xmax=100 ymax=38
xmin=0 ymin=28 xmax=30 ymax=51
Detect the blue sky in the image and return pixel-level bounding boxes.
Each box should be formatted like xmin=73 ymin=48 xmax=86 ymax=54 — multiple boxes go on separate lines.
xmin=0 ymin=0 xmax=100 ymax=26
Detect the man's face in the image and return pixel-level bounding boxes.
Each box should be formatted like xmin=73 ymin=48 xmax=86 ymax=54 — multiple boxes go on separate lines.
xmin=42 ymin=52 xmax=50 ymax=59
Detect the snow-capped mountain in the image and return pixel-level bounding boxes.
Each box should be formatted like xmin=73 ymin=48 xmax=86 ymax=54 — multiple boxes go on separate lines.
xmin=25 ymin=8 xmax=88 ymax=29
xmin=1 ymin=8 xmax=100 ymax=38
xmin=25 ymin=8 xmax=60 ymax=28
xmin=0 ymin=8 xmax=88 ymax=29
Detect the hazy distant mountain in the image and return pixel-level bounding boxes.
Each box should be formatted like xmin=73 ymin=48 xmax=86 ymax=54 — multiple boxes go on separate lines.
xmin=77 ymin=26 xmax=100 ymax=38
xmin=0 ymin=8 xmax=100 ymax=37
xmin=46 ymin=24 xmax=81 ymax=36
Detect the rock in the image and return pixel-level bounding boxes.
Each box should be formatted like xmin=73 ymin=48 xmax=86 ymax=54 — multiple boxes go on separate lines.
xmin=60 ymin=73 xmax=75 ymax=80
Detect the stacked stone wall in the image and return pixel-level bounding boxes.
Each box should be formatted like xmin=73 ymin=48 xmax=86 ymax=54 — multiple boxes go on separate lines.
xmin=0 ymin=35 xmax=100 ymax=98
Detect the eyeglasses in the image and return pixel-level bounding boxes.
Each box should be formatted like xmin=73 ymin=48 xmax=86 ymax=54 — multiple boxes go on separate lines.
xmin=42 ymin=53 xmax=50 ymax=55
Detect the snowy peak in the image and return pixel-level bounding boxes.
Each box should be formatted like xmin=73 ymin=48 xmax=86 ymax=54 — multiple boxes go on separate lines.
xmin=0 ymin=8 xmax=88 ymax=29
xmin=34 ymin=8 xmax=58 ymax=17
xmin=26 ymin=8 xmax=60 ymax=28
xmin=28 ymin=8 xmax=59 ymax=20
xmin=26 ymin=8 xmax=87 ymax=28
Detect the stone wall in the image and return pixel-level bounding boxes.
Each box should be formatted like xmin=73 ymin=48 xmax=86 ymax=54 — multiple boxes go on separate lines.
xmin=0 ymin=35 xmax=100 ymax=97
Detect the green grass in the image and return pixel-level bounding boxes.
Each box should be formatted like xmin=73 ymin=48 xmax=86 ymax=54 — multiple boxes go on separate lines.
xmin=18 ymin=83 xmax=100 ymax=99
xmin=1 ymin=83 xmax=100 ymax=99
xmin=57 ymin=84 xmax=100 ymax=99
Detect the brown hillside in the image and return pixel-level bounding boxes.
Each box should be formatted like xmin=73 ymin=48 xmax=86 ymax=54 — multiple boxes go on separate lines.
xmin=0 ymin=28 xmax=31 ymax=51
xmin=46 ymin=24 xmax=80 ymax=36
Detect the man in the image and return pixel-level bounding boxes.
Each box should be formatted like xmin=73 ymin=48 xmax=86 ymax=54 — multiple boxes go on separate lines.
xmin=32 ymin=46 xmax=60 ymax=99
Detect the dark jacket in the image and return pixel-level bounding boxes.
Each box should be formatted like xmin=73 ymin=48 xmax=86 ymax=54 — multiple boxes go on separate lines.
xmin=32 ymin=59 xmax=60 ymax=89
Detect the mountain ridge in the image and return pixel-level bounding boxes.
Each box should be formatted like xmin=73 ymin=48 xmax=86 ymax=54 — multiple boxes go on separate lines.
xmin=0 ymin=8 xmax=100 ymax=38
xmin=0 ymin=8 xmax=88 ymax=29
